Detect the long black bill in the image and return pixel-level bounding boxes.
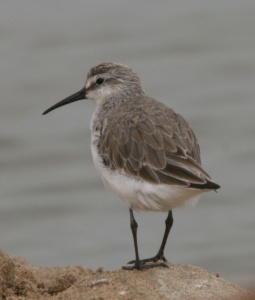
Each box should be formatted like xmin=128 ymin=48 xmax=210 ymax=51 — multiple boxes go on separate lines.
xmin=42 ymin=88 xmax=86 ymax=115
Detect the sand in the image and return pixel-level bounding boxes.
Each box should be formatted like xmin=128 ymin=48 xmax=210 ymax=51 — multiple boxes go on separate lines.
xmin=0 ymin=250 xmax=253 ymax=300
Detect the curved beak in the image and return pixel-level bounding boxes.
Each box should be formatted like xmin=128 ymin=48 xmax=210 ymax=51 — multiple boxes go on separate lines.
xmin=43 ymin=87 xmax=86 ymax=115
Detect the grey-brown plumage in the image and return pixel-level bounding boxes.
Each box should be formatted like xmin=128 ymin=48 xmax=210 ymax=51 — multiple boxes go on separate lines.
xmin=43 ymin=62 xmax=220 ymax=270
xmin=96 ymin=97 xmax=210 ymax=187
xmin=89 ymin=63 xmax=216 ymax=190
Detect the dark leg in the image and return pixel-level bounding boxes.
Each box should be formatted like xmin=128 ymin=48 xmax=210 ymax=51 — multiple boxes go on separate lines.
xmin=128 ymin=210 xmax=173 ymax=265
xmin=123 ymin=208 xmax=169 ymax=270
xmin=122 ymin=208 xmax=141 ymax=270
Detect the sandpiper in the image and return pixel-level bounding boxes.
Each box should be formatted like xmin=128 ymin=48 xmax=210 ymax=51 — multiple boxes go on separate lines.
xmin=43 ymin=62 xmax=220 ymax=270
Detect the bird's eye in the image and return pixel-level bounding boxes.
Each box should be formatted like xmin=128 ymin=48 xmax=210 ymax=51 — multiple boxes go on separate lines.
xmin=96 ymin=78 xmax=104 ymax=85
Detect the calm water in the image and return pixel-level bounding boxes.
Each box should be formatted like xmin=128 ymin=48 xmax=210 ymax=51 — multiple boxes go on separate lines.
xmin=0 ymin=1 xmax=254 ymax=289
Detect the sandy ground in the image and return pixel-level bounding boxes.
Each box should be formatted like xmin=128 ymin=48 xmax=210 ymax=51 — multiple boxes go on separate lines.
xmin=0 ymin=250 xmax=254 ymax=300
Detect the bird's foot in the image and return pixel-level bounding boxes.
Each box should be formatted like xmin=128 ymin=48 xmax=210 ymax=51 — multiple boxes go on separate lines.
xmin=127 ymin=252 xmax=167 ymax=265
xmin=122 ymin=259 xmax=168 ymax=270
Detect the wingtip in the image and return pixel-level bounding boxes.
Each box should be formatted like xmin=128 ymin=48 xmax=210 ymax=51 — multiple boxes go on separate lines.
xmin=207 ymin=181 xmax=221 ymax=190
xmin=212 ymin=182 xmax=221 ymax=192
xmin=189 ymin=181 xmax=220 ymax=190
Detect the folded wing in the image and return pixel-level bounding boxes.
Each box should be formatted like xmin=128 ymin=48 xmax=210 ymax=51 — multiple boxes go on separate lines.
xmin=98 ymin=99 xmax=219 ymax=190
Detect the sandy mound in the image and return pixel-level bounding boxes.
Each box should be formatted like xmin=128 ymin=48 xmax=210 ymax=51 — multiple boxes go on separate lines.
xmin=0 ymin=250 xmax=253 ymax=300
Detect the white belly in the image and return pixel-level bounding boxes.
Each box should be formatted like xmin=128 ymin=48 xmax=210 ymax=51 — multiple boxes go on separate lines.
xmin=90 ymin=134 xmax=207 ymax=212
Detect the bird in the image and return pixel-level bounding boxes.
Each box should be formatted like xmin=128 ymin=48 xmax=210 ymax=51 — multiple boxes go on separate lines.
xmin=43 ymin=62 xmax=220 ymax=270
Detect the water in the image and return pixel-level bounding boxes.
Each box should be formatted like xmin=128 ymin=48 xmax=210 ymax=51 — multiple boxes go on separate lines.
xmin=0 ymin=0 xmax=254 ymax=289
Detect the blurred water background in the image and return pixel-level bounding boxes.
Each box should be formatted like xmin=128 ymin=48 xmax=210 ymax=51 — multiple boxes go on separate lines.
xmin=0 ymin=0 xmax=254 ymax=289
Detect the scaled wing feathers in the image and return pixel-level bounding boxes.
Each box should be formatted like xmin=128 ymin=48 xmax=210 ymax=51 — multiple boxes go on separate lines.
xmin=97 ymin=98 xmax=213 ymax=188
